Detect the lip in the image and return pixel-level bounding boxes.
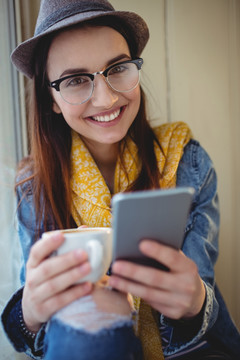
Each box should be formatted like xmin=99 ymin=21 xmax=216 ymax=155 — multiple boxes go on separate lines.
xmin=85 ymin=106 xmax=126 ymax=127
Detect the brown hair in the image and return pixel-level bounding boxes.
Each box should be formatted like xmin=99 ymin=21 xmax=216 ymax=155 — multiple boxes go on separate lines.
xmin=16 ymin=19 xmax=163 ymax=235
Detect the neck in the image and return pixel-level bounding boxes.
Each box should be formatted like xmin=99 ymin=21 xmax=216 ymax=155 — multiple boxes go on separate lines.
xmin=82 ymin=139 xmax=119 ymax=193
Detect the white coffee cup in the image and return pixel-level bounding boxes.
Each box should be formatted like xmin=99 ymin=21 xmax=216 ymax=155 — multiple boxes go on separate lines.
xmin=42 ymin=227 xmax=112 ymax=283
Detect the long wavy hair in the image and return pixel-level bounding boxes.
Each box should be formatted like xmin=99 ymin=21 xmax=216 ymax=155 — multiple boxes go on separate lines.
xmin=16 ymin=18 xmax=164 ymax=234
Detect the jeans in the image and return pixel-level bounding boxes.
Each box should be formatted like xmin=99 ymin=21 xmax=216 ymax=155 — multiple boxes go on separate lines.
xmin=44 ymin=319 xmax=143 ymax=360
xmin=43 ymin=294 xmax=143 ymax=360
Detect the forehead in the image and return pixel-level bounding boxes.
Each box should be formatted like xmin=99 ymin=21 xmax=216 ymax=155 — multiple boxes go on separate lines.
xmin=47 ymin=26 xmax=130 ymax=78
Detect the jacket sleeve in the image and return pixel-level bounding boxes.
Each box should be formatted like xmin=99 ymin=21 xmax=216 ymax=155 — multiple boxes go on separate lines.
xmin=1 ymin=287 xmax=46 ymax=359
xmin=161 ymin=139 xmax=220 ymax=356
xmin=1 ymin=181 xmax=46 ymax=359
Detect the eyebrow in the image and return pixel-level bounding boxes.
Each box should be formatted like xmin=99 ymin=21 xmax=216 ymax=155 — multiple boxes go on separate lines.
xmin=59 ymin=53 xmax=131 ymax=78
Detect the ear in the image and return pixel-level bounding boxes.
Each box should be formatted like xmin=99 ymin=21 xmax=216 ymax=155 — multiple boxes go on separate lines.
xmin=52 ymin=101 xmax=62 ymax=114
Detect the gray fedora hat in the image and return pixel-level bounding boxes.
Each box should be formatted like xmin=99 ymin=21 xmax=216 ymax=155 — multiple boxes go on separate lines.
xmin=11 ymin=0 xmax=149 ymax=79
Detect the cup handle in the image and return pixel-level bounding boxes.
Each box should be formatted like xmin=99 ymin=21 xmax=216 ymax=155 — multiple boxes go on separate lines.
xmin=86 ymin=239 xmax=103 ymax=269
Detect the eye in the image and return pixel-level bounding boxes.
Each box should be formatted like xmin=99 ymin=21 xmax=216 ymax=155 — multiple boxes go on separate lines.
xmin=63 ymin=75 xmax=91 ymax=88
xmin=109 ymin=63 xmax=129 ymax=76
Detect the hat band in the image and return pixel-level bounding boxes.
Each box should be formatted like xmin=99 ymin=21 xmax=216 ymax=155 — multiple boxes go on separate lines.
xmin=35 ymin=1 xmax=114 ymax=36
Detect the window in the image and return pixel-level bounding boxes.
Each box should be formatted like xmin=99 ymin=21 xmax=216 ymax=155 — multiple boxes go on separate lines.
xmin=0 ymin=1 xmax=28 ymax=358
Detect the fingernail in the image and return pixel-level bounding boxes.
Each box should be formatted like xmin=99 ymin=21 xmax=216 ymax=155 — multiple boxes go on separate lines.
xmin=79 ymin=262 xmax=91 ymax=274
xmin=83 ymin=282 xmax=92 ymax=292
xmin=139 ymin=241 xmax=150 ymax=251
xmin=51 ymin=231 xmax=62 ymax=240
xmin=108 ymin=277 xmax=117 ymax=287
xmin=74 ymin=249 xmax=85 ymax=260
xmin=112 ymin=262 xmax=121 ymax=273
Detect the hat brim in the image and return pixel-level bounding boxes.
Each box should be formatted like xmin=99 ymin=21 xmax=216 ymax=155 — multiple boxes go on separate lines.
xmin=11 ymin=10 xmax=149 ymax=79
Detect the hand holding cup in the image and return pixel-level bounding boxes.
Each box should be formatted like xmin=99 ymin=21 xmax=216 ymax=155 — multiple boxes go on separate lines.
xmin=22 ymin=227 xmax=112 ymax=333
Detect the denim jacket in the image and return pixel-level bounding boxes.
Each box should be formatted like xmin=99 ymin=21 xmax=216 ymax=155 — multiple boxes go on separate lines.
xmin=1 ymin=139 xmax=240 ymax=359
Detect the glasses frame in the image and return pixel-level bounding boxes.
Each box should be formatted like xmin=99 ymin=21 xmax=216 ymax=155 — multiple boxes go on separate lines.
xmin=48 ymin=58 xmax=143 ymax=105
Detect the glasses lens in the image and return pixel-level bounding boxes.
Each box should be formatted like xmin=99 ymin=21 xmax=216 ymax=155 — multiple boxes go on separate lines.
xmin=59 ymin=75 xmax=93 ymax=104
xmin=107 ymin=62 xmax=140 ymax=92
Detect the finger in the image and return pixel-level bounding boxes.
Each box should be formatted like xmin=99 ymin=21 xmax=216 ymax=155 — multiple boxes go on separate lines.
xmin=27 ymin=248 xmax=89 ymax=287
xmin=111 ymin=260 xmax=174 ymax=291
xmin=139 ymin=240 xmax=192 ymax=272
xmin=109 ymin=275 xmax=190 ymax=318
xmin=109 ymin=274 xmax=169 ymax=305
xmin=27 ymin=231 xmax=65 ymax=269
xmin=32 ymin=261 xmax=92 ymax=302
xmin=35 ymin=282 xmax=93 ymax=323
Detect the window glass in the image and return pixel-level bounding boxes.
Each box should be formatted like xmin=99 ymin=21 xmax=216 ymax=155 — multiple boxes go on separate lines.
xmin=0 ymin=1 xmax=25 ymax=358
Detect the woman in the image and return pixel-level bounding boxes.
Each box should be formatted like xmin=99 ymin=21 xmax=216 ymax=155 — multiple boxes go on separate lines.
xmin=1 ymin=0 xmax=240 ymax=359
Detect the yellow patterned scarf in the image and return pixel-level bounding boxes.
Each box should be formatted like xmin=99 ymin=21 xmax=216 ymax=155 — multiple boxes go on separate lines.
xmin=70 ymin=121 xmax=192 ymax=359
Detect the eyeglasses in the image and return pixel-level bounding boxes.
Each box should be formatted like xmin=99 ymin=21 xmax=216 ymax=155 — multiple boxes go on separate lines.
xmin=48 ymin=58 xmax=143 ymax=105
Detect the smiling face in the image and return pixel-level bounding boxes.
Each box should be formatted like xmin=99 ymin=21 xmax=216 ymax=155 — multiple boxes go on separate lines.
xmin=47 ymin=25 xmax=141 ymax=155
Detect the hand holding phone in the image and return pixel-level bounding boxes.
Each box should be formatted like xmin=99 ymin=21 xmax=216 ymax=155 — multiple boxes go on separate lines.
xmin=111 ymin=187 xmax=194 ymax=270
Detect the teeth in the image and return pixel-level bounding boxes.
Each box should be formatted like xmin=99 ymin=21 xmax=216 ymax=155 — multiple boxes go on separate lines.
xmin=92 ymin=109 xmax=120 ymax=122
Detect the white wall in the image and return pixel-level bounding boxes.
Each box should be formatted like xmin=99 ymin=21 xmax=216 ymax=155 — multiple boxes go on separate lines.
xmin=165 ymin=0 xmax=240 ymax=328
xmin=112 ymin=0 xmax=240 ymax=328
xmin=111 ymin=0 xmax=167 ymax=125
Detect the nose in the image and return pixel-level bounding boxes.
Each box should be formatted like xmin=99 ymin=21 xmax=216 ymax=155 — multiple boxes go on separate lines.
xmin=91 ymin=74 xmax=118 ymax=108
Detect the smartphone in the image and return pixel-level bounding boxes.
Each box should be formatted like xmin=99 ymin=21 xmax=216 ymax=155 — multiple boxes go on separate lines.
xmin=111 ymin=187 xmax=194 ymax=270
